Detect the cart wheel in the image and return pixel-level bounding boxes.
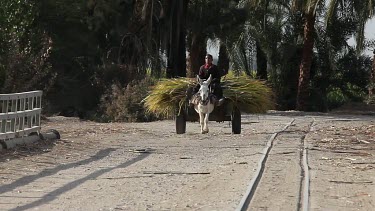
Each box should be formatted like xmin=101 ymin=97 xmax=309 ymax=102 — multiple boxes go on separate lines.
xmin=231 ymin=107 xmax=241 ymax=134
xmin=176 ymin=111 xmax=186 ymax=134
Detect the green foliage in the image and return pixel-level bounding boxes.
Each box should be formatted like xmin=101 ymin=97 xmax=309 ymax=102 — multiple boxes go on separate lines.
xmin=0 ymin=0 xmax=374 ymax=118
xmin=187 ymin=0 xmax=246 ymax=38
xmin=366 ymin=93 xmax=375 ymax=105
xmin=0 ymin=0 xmax=37 ymax=47
xmin=327 ymin=87 xmax=348 ymax=109
xmin=324 ymin=81 xmax=368 ymax=111
xmin=0 ymin=0 xmax=55 ymax=94
xmin=94 ymin=64 xmax=145 ymax=88
xmin=0 ymin=0 xmax=165 ymax=118
xmin=345 ymin=83 xmax=367 ymax=101
xmin=186 ymin=0 xmax=247 ymax=78
xmin=238 ymin=1 xmax=304 ymax=110
xmin=1 ymin=39 xmax=53 ymax=93
xmin=310 ymin=46 xmax=371 ymax=111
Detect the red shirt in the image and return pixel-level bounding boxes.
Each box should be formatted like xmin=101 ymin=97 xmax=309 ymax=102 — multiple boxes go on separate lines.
xmin=199 ymin=63 xmax=220 ymax=81
xmin=204 ymin=63 xmax=212 ymax=69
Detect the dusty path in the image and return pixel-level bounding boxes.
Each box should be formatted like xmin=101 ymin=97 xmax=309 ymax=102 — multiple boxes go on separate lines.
xmin=0 ymin=113 xmax=374 ymax=211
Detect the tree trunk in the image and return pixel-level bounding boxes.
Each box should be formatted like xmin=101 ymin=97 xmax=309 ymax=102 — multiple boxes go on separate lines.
xmin=296 ymin=12 xmax=315 ymax=111
xmin=187 ymin=34 xmax=206 ymax=78
xmin=217 ymin=43 xmax=229 ymax=76
xmin=256 ymin=42 xmax=267 ymax=80
xmin=369 ymin=51 xmax=375 ymax=96
xmin=166 ymin=0 xmax=188 ymax=78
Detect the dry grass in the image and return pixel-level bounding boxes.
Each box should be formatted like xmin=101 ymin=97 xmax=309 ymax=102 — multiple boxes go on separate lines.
xmin=143 ymin=75 xmax=275 ymax=117
xmin=143 ymin=77 xmax=195 ymax=117
xmin=222 ymin=76 xmax=275 ymax=113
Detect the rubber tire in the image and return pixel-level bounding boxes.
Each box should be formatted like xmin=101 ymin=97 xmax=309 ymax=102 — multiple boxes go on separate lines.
xmin=176 ymin=111 xmax=186 ymax=134
xmin=231 ymin=108 xmax=241 ymax=134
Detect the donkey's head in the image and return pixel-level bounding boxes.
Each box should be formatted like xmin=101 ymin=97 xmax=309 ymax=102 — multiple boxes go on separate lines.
xmin=197 ymin=75 xmax=212 ymax=105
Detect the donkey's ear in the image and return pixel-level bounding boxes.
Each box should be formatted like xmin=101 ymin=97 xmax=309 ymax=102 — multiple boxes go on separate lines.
xmin=197 ymin=75 xmax=202 ymax=85
xmin=206 ymin=74 xmax=212 ymax=84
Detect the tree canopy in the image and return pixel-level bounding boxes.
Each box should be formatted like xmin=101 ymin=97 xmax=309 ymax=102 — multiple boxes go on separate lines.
xmin=0 ymin=0 xmax=374 ymax=119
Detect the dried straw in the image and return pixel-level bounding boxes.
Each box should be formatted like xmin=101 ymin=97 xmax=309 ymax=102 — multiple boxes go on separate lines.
xmin=143 ymin=75 xmax=274 ymax=116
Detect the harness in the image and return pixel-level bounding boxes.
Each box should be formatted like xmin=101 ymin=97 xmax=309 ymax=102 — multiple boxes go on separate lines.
xmin=200 ymin=95 xmax=210 ymax=105
xmin=192 ymin=92 xmax=216 ymax=106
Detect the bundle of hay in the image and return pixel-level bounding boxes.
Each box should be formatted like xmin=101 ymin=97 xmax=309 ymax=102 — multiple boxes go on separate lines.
xmin=143 ymin=77 xmax=194 ymax=117
xmin=222 ymin=76 xmax=275 ymax=113
xmin=143 ymin=75 xmax=275 ymax=117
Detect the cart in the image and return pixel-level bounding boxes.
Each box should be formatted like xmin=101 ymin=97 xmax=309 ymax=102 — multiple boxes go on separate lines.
xmin=175 ymin=98 xmax=241 ymax=134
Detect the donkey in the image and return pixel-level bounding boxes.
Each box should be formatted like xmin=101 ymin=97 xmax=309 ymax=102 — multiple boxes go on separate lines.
xmin=192 ymin=75 xmax=215 ymax=134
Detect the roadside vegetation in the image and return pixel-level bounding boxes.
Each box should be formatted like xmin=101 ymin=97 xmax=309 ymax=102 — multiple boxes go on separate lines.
xmin=1 ymin=0 xmax=374 ymax=122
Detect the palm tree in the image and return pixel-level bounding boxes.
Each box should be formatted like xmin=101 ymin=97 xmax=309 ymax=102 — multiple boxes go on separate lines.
xmin=217 ymin=44 xmax=230 ymax=75
xmin=326 ymin=0 xmax=375 ymax=101
xmin=186 ymin=0 xmax=247 ymax=77
xmin=239 ymin=0 xmax=375 ymax=110
xmin=242 ymin=0 xmax=301 ymax=98
xmin=165 ymin=0 xmax=189 ymax=78
xmin=292 ymin=0 xmax=324 ymax=110
xmin=296 ymin=0 xmax=375 ymax=110
xmin=327 ymin=1 xmax=375 ymax=52
xmin=186 ymin=0 xmax=219 ymax=77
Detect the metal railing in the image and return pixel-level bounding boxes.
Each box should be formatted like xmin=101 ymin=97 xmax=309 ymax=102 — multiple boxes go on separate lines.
xmin=0 ymin=91 xmax=42 ymax=140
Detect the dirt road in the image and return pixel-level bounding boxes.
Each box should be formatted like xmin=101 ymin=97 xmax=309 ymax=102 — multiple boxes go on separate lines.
xmin=0 ymin=113 xmax=374 ymax=210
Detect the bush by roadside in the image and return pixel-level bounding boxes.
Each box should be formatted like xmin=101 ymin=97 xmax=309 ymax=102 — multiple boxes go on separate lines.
xmin=97 ymin=77 xmax=159 ymax=122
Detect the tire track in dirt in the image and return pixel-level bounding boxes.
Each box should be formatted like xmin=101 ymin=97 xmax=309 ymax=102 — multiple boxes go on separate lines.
xmin=238 ymin=116 xmax=315 ymax=211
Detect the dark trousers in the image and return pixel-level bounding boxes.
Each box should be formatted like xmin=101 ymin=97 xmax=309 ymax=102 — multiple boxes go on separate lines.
xmin=211 ymin=82 xmax=223 ymax=98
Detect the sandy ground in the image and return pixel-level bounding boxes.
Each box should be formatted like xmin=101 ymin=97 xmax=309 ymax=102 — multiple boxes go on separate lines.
xmin=0 ymin=113 xmax=374 ymax=211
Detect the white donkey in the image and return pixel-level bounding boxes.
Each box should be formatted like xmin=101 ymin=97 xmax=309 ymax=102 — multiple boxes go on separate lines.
xmin=193 ymin=75 xmax=215 ymax=134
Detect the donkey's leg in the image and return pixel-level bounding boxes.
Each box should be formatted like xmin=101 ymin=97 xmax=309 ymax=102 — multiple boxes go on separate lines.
xmin=203 ymin=113 xmax=209 ymax=133
xmin=199 ymin=112 xmax=205 ymax=133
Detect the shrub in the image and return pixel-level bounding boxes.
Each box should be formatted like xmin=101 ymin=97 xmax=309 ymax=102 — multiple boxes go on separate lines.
xmin=327 ymin=87 xmax=348 ymax=110
xmin=99 ymin=77 xmax=158 ymax=122
xmin=344 ymin=83 xmax=366 ymax=102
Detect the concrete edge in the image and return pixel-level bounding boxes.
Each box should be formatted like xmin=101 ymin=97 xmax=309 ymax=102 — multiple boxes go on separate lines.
xmin=0 ymin=129 xmax=61 ymax=151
